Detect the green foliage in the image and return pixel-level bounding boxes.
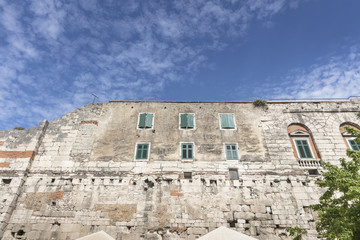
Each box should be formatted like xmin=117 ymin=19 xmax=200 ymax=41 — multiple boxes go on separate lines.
xmin=13 ymin=126 xmax=25 ymax=130
xmin=253 ymin=98 xmax=267 ymax=108
xmin=286 ymin=226 xmax=308 ymax=240
xmin=310 ymin=126 xmax=360 ymax=240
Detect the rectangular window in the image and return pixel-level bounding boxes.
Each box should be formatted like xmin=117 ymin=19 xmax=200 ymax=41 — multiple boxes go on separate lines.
xmin=225 ymin=144 xmax=238 ymax=160
xmin=348 ymin=139 xmax=360 ymax=150
xmin=136 ymin=144 xmax=149 ymax=160
xmin=295 ymin=139 xmax=313 ymax=158
xmin=180 ymin=113 xmax=194 ymax=129
xmin=229 ymin=169 xmax=238 ymax=180
xmin=182 ymin=143 xmax=193 ymax=160
xmin=184 ymin=172 xmax=192 ymax=179
xmin=220 ymin=114 xmax=235 ymax=129
xmin=138 ymin=113 xmax=154 ymax=128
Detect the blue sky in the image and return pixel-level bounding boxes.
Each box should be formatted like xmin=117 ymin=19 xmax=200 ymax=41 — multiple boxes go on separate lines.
xmin=1 ymin=0 xmax=360 ymax=129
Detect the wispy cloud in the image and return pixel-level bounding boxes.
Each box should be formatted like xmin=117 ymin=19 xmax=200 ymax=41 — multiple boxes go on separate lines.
xmin=257 ymin=46 xmax=360 ymax=100
xmin=0 ymin=0 xmax=306 ymax=129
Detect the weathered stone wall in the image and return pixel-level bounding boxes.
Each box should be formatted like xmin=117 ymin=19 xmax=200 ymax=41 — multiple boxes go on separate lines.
xmin=0 ymin=100 xmax=359 ymax=240
xmin=0 ymin=122 xmax=48 ymax=238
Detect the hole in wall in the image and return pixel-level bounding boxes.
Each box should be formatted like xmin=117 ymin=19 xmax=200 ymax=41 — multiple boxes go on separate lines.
xmin=227 ymin=219 xmax=237 ymax=228
xmin=184 ymin=172 xmax=192 ymax=180
xmin=133 ymin=181 xmax=136 ymax=185
xmin=210 ymin=180 xmax=217 ymax=185
xmin=52 ymin=201 xmax=56 ymax=206
xmin=51 ymin=178 xmax=55 ymax=183
xmin=144 ymin=179 xmax=154 ymax=188
xmin=2 ymin=179 xmax=11 ymax=184
xmin=16 ymin=229 xmax=25 ymax=239
xmin=52 ymin=221 xmax=61 ymax=226
xmin=308 ymin=169 xmax=319 ymax=176
xmin=92 ymin=179 xmax=95 ymax=183
xmin=286 ymin=178 xmax=291 ymax=183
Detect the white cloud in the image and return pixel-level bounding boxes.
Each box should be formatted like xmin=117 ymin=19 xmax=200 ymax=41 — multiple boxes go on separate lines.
xmin=258 ymin=47 xmax=360 ymax=100
xmin=0 ymin=0 xmax=308 ymax=129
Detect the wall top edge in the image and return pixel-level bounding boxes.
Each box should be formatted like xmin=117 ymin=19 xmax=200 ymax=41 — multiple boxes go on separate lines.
xmin=108 ymin=99 xmax=358 ymax=104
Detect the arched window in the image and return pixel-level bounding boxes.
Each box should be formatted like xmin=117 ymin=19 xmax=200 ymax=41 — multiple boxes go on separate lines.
xmin=288 ymin=124 xmax=321 ymax=171
xmin=340 ymin=123 xmax=360 ymax=150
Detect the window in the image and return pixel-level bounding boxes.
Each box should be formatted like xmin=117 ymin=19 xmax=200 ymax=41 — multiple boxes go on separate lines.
xmin=225 ymin=144 xmax=238 ymax=160
xmin=138 ymin=113 xmax=154 ymax=129
xmin=229 ymin=169 xmax=238 ymax=180
xmin=220 ymin=113 xmax=235 ymax=129
xmin=220 ymin=114 xmax=235 ymax=129
xmin=182 ymin=143 xmax=193 ymax=160
xmin=340 ymin=123 xmax=360 ymax=151
xmin=288 ymin=124 xmax=320 ymax=160
xmin=184 ymin=172 xmax=192 ymax=179
xmin=135 ymin=143 xmax=149 ymax=160
xmin=180 ymin=113 xmax=194 ymax=129
xmin=348 ymin=139 xmax=360 ymax=150
xmin=295 ymin=139 xmax=313 ymax=158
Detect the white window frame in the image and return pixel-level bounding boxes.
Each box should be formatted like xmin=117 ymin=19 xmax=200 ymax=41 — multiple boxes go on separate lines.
xmin=219 ymin=113 xmax=236 ymax=130
xmin=180 ymin=142 xmax=195 ymax=161
xmin=134 ymin=142 xmax=151 ymax=161
xmin=137 ymin=113 xmax=155 ymax=130
xmin=224 ymin=143 xmax=239 ymax=161
xmin=179 ymin=113 xmax=196 ymax=130
xmin=292 ymin=137 xmax=314 ymax=159
xmin=346 ymin=137 xmax=360 ymax=150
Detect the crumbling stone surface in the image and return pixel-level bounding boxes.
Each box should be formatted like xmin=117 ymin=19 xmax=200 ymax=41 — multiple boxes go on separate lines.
xmin=0 ymin=100 xmax=359 ymax=239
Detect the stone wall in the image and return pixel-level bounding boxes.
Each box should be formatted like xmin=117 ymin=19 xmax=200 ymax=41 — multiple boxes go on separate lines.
xmin=0 ymin=100 xmax=359 ymax=240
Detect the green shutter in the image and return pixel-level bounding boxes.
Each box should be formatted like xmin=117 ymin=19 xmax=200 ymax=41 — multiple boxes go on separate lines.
xmin=221 ymin=114 xmax=228 ymax=128
xmin=349 ymin=140 xmax=360 ymax=150
xmin=138 ymin=113 xmax=146 ymax=128
xmin=136 ymin=144 xmax=149 ymax=159
xmin=232 ymin=145 xmax=238 ymax=159
xmin=226 ymin=144 xmax=238 ymax=160
xmin=221 ymin=114 xmax=235 ymax=129
xmin=187 ymin=114 xmax=194 ymax=128
xmin=180 ymin=114 xmax=188 ymax=128
xmin=182 ymin=143 xmax=193 ymax=159
xmin=145 ymin=114 xmax=153 ymax=128
xmin=296 ymin=140 xmax=313 ymax=158
xmin=227 ymin=114 xmax=235 ymax=129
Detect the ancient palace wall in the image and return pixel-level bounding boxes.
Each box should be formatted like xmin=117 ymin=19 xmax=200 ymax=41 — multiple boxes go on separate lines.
xmin=0 ymin=100 xmax=359 ymax=240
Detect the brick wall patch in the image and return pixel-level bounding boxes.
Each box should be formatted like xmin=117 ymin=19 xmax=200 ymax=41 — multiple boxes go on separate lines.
xmin=0 ymin=162 xmax=10 ymax=168
xmin=0 ymin=151 xmax=34 ymax=159
xmin=80 ymin=120 xmax=98 ymax=126
xmin=170 ymin=190 xmax=183 ymax=197
xmin=49 ymin=191 xmax=64 ymax=200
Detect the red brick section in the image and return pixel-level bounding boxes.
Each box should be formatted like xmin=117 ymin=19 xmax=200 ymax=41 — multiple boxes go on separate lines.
xmin=0 ymin=151 xmax=34 ymax=158
xmin=80 ymin=120 xmax=98 ymax=126
xmin=49 ymin=191 xmax=64 ymax=200
xmin=170 ymin=190 xmax=183 ymax=197
xmin=0 ymin=162 xmax=10 ymax=168
xmin=0 ymin=141 xmax=4 ymax=146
